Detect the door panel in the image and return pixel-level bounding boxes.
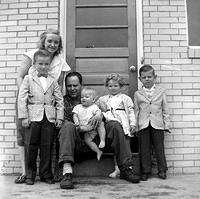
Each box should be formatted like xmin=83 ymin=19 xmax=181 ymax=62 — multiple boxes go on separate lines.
xmin=66 ymin=0 xmax=137 ymax=98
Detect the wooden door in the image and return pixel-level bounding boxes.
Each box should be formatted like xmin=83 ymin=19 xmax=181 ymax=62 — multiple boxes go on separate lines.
xmin=66 ymin=0 xmax=137 ymax=98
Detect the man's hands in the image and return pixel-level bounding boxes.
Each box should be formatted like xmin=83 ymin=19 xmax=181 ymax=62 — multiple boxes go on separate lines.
xmin=55 ymin=119 xmax=63 ymax=128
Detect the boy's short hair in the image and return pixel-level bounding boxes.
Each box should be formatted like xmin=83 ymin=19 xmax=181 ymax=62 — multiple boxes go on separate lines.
xmin=105 ymin=73 xmax=126 ymax=87
xmin=139 ymin=64 xmax=155 ymax=77
xmin=33 ymin=49 xmax=51 ymax=65
xmin=81 ymin=87 xmax=97 ymax=100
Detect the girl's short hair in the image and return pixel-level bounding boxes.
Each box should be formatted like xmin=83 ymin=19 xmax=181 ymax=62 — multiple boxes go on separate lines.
xmin=37 ymin=29 xmax=63 ymax=56
xmin=105 ymin=73 xmax=126 ymax=87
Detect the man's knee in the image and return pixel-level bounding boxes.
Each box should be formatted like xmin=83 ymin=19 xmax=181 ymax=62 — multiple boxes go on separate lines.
xmin=59 ymin=121 xmax=76 ymax=140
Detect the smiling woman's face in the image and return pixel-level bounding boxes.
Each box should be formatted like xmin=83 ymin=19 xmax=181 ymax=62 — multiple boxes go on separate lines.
xmin=44 ymin=33 xmax=60 ymax=55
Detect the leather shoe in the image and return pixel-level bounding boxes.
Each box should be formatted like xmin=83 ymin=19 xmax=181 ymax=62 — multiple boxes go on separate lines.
xmin=41 ymin=178 xmax=54 ymax=184
xmin=60 ymin=173 xmax=74 ymax=189
xmin=14 ymin=174 xmax=26 ymax=184
xmin=25 ymin=178 xmax=34 ymax=185
xmin=119 ymin=165 xmax=140 ymax=183
xmin=140 ymin=173 xmax=149 ymax=181
xmin=158 ymin=172 xmax=167 ymax=179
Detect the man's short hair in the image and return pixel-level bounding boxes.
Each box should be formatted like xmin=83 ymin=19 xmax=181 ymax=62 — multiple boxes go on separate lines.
xmin=65 ymin=71 xmax=83 ymax=85
xmin=139 ymin=64 xmax=155 ymax=77
xmin=33 ymin=49 xmax=51 ymax=65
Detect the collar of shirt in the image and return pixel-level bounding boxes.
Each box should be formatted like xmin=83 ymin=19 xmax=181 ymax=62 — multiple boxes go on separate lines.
xmin=142 ymin=84 xmax=156 ymax=98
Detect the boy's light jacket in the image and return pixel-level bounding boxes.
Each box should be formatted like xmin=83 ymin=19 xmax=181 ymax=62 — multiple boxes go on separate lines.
xmin=18 ymin=71 xmax=64 ymax=123
xmin=134 ymin=86 xmax=170 ymax=131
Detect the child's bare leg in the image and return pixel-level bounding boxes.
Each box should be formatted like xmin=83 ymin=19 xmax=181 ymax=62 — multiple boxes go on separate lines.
xmin=109 ymin=156 xmax=120 ymax=178
xmin=84 ymin=132 xmax=102 ymax=160
xmin=97 ymin=122 xmax=106 ymax=148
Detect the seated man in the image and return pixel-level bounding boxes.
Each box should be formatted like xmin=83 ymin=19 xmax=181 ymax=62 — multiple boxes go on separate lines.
xmin=58 ymin=72 xmax=140 ymax=189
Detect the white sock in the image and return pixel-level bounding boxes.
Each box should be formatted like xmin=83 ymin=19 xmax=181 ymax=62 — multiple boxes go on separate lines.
xmin=63 ymin=162 xmax=72 ymax=175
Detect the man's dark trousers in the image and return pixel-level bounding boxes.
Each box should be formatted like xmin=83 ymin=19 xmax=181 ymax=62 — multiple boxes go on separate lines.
xmin=58 ymin=120 xmax=133 ymax=167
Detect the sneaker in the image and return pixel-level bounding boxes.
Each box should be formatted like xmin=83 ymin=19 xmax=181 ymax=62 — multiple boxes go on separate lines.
xmin=119 ymin=165 xmax=140 ymax=183
xmin=14 ymin=174 xmax=26 ymax=184
xmin=25 ymin=178 xmax=34 ymax=185
xmin=158 ymin=171 xmax=167 ymax=180
xmin=60 ymin=173 xmax=74 ymax=189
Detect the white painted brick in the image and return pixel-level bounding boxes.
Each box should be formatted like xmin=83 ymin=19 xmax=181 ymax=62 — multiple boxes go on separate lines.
xmin=173 ymin=83 xmax=192 ymax=89
xmin=4 ymin=123 xmax=16 ymax=129
xmin=184 ymin=141 xmax=200 ymax=147
xmin=39 ymin=7 xmax=58 ymax=13
xmin=0 ymin=9 xmax=18 ymax=15
xmin=173 ymin=122 xmax=194 ymax=128
xmin=48 ymin=13 xmax=58 ymax=19
xmin=194 ymin=161 xmax=200 ymax=166
xmin=183 ymin=115 xmax=200 ymax=122
xmin=152 ymin=47 xmax=171 ymax=52
xmin=174 ymin=161 xmax=194 ymax=167
xmin=39 ymin=19 xmax=58 ymax=24
xmin=143 ymin=6 xmax=158 ymax=12
xmin=194 ymin=122 xmax=200 ymax=128
xmin=8 ymin=26 xmax=26 ymax=32
xmin=28 ymin=2 xmax=47 ymax=7
xmin=184 ymin=154 xmax=200 ymax=160
xmin=0 ymin=142 xmax=14 ymax=148
xmin=175 ymin=148 xmax=194 ymax=154
xmin=166 ymin=154 xmax=183 ymax=161
xmin=183 ymin=90 xmax=200 ymax=96
xmin=173 ymin=109 xmax=193 ymax=115
xmin=19 ymin=8 xmax=38 ymax=14
xmin=170 ymin=115 xmax=182 ymax=122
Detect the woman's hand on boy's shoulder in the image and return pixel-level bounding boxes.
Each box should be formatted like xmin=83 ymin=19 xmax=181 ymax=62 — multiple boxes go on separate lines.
xmin=22 ymin=118 xmax=30 ymax=128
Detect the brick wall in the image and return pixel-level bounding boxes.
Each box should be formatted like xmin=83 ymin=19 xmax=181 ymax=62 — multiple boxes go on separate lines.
xmin=0 ymin=0 xmax=59 ymax=174
xmin=1 ymin=0 xmax=200 ymax=175
xmin=143 ymin=0 xmax=200 ymax=174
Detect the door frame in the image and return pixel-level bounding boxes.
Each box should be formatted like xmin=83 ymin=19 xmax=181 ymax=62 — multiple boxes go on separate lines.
xmin=59 ymin=0 xmax=144 ymax=87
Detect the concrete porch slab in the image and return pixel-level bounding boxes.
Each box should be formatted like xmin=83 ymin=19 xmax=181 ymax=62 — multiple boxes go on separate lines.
xmin=1 ymin=174 xmax=200 ymax=199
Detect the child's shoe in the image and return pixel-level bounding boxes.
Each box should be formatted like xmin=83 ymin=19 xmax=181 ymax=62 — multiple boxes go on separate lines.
xmin=158 ymin=171 xmax=167 ymax=179
xmin=14 ymin=174 xmax=26 ymax=184
xmin=25 ymin=178 xmax=34 ymax=185
xmin=140 ymin=173 xmax=149 ymax=181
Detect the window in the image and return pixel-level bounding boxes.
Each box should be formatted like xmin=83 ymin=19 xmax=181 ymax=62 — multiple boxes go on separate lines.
xmin=187 ymin=0 xmax=200 ymax=58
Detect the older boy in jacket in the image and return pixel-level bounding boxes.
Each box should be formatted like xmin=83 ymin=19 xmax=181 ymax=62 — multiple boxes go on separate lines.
xmin=18 ymin=49 xmax=64 ymax=185
xmin=134 ymin=65 xmax=170 ymax=181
